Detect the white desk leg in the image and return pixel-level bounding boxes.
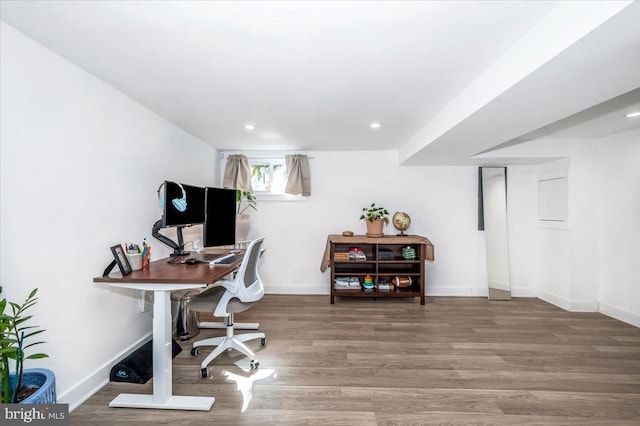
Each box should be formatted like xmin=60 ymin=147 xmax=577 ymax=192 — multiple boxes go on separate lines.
xmin=109 ymin=289 xmax=214 ymax=411
xmin=154 ymin=290 xmax=172 ymax=403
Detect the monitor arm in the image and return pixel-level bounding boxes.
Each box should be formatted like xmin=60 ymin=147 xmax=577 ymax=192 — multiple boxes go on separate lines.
xmin=152 ymin=219 xmax=190 ymax=256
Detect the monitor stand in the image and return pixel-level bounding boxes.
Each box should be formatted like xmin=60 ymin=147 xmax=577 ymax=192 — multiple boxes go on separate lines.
xmin=152 ymin=219 xmax=190 ymax=256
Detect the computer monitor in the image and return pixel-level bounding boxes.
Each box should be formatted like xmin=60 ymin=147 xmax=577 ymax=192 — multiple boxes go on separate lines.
xmin=152 ymin=181 xmax=206 ymax=256
xmin=204 ymin=187 xmax=237 ymax=247
xmin=162 ymin=181 xmax=206 ymax=227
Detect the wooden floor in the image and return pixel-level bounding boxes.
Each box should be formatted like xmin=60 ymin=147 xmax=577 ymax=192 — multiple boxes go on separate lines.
xmin=70 ymin=295 xmax=640 ymax=425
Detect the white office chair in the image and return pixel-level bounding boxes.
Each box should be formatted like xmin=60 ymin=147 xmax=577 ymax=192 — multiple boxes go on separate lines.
xmin=188 ymin=237 xmax=266 ymax=378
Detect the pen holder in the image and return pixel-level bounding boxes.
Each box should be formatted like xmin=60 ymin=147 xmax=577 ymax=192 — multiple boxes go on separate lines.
xmin=126 ymin=253 xmax=143 ymax=271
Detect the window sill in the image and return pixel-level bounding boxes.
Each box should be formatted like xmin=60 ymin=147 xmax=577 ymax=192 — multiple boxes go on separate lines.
xmin=255 ymin=193 xmax=308 ymax=202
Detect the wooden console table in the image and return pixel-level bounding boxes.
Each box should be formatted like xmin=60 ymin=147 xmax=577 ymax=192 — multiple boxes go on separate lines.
xmin=322 ymin=234 xmax=434 ymax=304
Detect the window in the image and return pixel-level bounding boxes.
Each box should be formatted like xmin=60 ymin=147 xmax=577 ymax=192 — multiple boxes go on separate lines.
xmin=249 ymin=158 xmax=287 ymax=194
xmin=220 ymin=152 xmax=307 ymax=200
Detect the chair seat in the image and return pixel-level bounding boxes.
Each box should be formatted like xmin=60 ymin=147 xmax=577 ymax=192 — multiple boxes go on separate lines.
xmin=188 ymin=286 xmax=254 ymax=315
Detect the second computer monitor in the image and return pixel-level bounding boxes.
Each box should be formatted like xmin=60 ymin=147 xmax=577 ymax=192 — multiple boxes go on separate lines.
xmin=204 ymin=187 xmax=237 ymax=247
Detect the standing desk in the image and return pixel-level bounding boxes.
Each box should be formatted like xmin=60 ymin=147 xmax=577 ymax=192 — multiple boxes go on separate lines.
xmin=93 ymin=249 xmax=242 ymax=411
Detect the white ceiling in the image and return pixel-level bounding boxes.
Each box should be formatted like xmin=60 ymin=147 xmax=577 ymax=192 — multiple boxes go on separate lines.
xmin=1 ymin=1 xmax=639 ymax=165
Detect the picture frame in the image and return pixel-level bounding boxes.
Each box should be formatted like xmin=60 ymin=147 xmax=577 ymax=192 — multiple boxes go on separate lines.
xmin=110 ymin=244 xmax=132 ymax=276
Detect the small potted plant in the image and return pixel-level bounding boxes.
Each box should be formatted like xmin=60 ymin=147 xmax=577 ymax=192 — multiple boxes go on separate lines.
xmin=1 ymin=286 xmax=55 ymax=404
xmin=360 ymin=203 xmax=389 ymax=237
xmin=236 ymin=191 xmax=258 ymax=242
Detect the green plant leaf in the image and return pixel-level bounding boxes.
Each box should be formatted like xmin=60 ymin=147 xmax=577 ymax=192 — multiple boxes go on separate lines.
xmin=22 ymin=340 xmax=46 ymax=349
xmin=19 ymin=300 xmax=38 ymax=312
xmin=360 ymin=202 xmax=390 ymax=222
xmin=20 ymin=330 xmax=45 ymax=340
xmin=24 ymin=353 xmax=49 ymax=360
xmin=0 ymin=287 xmax=48 ymax=394
xmin=13 ymin=316 xmax=34 ymax=326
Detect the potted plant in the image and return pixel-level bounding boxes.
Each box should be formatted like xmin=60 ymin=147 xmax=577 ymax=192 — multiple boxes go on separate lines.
xmin=360 ymin=203 xmax=389 ymax=237
xmin=236 ymin=191 xmax=257 ymax=243
xmin=1 ymin=286 xmax=55 ymax=404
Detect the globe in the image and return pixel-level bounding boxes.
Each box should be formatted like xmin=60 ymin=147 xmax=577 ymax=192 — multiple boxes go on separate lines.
xmin=392 ymin=212 xmax=411 ymax=236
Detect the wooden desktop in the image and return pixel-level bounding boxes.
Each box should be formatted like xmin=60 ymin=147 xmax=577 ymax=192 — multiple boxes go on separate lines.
xmin=93 ymin=248 xmax=242 ymax=411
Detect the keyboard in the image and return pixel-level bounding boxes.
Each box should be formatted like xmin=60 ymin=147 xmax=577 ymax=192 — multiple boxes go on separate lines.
xmin=200 ymin=253 xmax=224 ymax=262
xmin=212 ymin=254 xmax=242 ymax=265
xmin=209 ymin=254 xmax=243 ymax=265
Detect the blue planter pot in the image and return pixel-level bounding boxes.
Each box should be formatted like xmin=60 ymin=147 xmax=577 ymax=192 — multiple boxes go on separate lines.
xmin=9 ymin=368 xmax=57 ymax=404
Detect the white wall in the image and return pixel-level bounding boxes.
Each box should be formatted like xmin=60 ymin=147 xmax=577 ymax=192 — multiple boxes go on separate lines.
xmin=239 ymin=151 xmax=537 ymax=299
xmin=530 ymin=140 xmax=640 ymax=316
xmin=596 ymin=129 xmax=640 ymax=326
xmin=536 ymin=158 xmax=574 ymax=309
xmin=568 ymin=149 xmax=600 ymax=310
xmin=506 ymin=165 xmax=539 ymax=297
xmin=484 ymin=129 xmax=640 ymax=325
xmin=0 ymin=22 xmax=216 ymax=409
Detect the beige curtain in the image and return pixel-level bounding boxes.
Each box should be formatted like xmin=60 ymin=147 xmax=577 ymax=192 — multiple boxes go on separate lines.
xmin=285 ymin=154 xmax=311 ymax=196
xmin=223 ymin=154 xmax=253 ymax=192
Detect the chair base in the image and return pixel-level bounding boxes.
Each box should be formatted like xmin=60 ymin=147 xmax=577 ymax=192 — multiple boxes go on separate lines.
xmin=192 ymin=314 xmax=265 ymax=372
xmin=197 ymin=320 xmax=260 ymax=330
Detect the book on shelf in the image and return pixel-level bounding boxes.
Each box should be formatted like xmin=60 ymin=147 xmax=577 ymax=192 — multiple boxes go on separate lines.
xmin=334 ymin=252 xmax=350 ymax=261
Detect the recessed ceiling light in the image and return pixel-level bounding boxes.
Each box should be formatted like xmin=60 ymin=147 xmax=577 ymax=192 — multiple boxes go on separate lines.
xmin=625 ymin=111 xmax=640 ymax=118
xmin=244 ymin=123 xmax=256 ymax=130
xmin=369 ymin=122 xmax=381 ymax=129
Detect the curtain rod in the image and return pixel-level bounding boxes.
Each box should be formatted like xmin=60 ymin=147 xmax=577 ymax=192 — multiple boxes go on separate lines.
xmin=219 ymin=153 xmax=314 ymax=160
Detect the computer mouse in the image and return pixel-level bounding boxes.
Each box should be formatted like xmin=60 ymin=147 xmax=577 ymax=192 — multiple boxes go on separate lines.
xmin=185 ymin=258 xmax=200 ymax=265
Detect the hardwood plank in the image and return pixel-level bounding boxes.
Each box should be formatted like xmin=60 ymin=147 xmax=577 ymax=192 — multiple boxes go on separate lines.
xmin=70 ymin=295 xmax=640 ymax=425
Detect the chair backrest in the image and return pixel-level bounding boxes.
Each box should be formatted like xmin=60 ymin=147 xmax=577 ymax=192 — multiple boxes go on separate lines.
xmin=225 ymin=237 xmax=265 ymax=304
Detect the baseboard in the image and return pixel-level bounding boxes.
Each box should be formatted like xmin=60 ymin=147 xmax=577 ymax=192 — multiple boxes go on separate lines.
xmin=265 ymin=284 xmax=493 ymax=297
xmin=265 ymin=283 xmax=327 ymax=295
xmin=538 ymin=291 xmax=597 ymax=312
xmin=538 ymin=290 xmax=572 ymax=311
xmin=511 ymin=286 xmax=537 ymax=298
xmin=599 ymin=301 xmax=640 ymax=328
xmin=59 ymin=332 xmax=152 ymax=412
xmin=426 ymin=285 xmax=488 ymax=297
xmin=569 ymin=300 xmax=598 ymax=312
xmin=429 ymin=285 xmax=536 ymax=298
xmin=264 ymin=285 xmax=600 ymax=310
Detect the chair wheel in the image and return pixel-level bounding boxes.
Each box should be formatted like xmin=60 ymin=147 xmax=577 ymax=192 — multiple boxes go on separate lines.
xmin=191 ymin=347 xmax=199 ymax=356
xmin=261 ymin=337 xmax=266 ymax=346
xmin=200 ymin=367 xmax=209 ymax=378
xmin=250 ymin=360 xmax=259 ymax=370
